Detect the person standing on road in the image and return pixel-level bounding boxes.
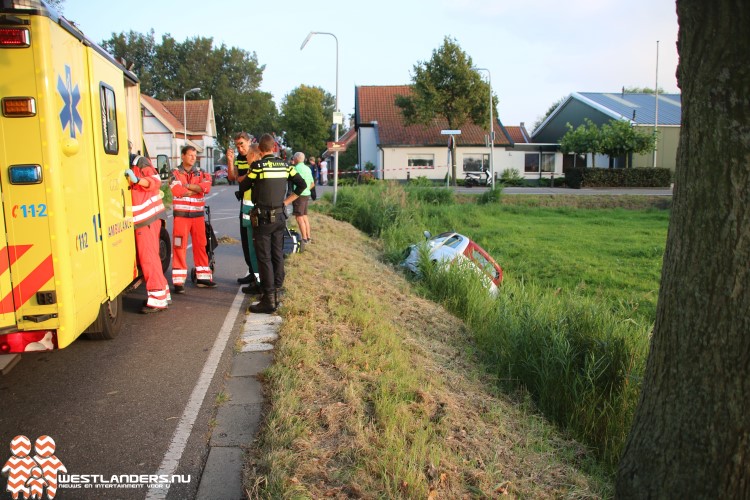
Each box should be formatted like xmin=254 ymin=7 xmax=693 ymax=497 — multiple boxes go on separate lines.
xmin=319 ymin=157 xmax=328 ymax=185
xmin=227 ymin=132 xmax=263 ymax=294
xmin=170 ymin=145 xmax=216 ymax=293
xmin=126 ymin=141 xmax=170 ymax=313
xmin=291 ymin=152 xmax=314 ymax=243
xmin=238 ymin=133 xmax=307 ymax=313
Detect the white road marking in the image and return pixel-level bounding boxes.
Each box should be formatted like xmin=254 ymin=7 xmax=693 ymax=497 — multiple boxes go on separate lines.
xmin=145 ymin=286 xmax=245 ymax=499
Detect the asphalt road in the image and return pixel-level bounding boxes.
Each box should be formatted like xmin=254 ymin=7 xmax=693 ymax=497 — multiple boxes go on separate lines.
xmin=0 ymin=185 xmax=249 ymax=500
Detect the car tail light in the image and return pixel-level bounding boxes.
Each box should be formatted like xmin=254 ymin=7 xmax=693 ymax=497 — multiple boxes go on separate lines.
xmin=2 ymin=97 xmax=36 ymax=116
xmin=0 ymin=331 xmax=57 ymax=353
xmin=0 ymin=28 xmax=30 ymax=47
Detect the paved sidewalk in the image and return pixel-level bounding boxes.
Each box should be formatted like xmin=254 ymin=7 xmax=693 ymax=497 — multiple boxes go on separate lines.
xmin=195 ymin=313 xmax=281 ymax=500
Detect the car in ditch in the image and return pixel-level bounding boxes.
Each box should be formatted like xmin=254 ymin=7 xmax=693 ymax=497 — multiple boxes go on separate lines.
xmin=401 ymin=231 xmax=503 ymax=294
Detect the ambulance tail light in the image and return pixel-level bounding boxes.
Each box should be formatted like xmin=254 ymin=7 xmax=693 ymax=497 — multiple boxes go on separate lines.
xmin=0 ymin=28 xmax=29 ymax=47
xmin=0 ymin=331 xmax=57 ymax=354
xmin=2 ymin=97 xmax=36 ymax=116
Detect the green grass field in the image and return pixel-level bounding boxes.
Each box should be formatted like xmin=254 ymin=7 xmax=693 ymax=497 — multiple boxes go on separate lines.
xmin=323 ymin=183 xmax=670 ymax=468
xmin=420 ymin=203 xmax=668 ymax=324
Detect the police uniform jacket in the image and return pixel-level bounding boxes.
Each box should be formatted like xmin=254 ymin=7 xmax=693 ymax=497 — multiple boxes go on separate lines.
xmin=239 ymin=154 xmax=306 ymax=209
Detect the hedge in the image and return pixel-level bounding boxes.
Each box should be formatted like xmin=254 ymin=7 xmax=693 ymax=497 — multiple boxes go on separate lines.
xmin=565 ymin=167 xmax=672 ymax=189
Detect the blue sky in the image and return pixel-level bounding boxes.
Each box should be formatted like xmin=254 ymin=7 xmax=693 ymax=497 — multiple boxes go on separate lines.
xmin=62 ymin=0 xmax=679 ymax=131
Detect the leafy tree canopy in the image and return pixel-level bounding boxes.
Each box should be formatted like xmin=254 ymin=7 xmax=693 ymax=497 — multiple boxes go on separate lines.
xmin=395 ymin=36 xmax=492 ymax=131
xmin=560 ymin=118 xmax=655 ymax=168
xmin=279 ymin=85 xmax=335 ymax=157
xmin=101 ymin=31 xmax=272 ymax=147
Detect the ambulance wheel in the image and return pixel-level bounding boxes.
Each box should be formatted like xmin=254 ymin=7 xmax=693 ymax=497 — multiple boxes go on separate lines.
xmin=159 ymin=224 xmax=172 ymax=274
xmin=190 ymin=268 xmax=197 ymax=284
xmin=84 ymin=294 xmax=124 ymax=340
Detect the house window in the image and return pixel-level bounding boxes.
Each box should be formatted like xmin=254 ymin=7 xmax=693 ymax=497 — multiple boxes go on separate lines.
xmin=408 ymin=154 xmax=434 ymax=168
xmin=463 ymin=154 xmax=489 ymax=172
xmin=525 ymin=153 xmax=555 ymax=173
xmin=524 ymin=153 xmax=539 ymax=173
xmin=541 ymin=153 xmax=555 ymax=172
xmin=100 ymin=85 xmax=118 ymax=155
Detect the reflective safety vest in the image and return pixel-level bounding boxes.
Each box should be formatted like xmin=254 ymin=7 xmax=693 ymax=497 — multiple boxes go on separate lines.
xmin=130 ymin=155 xmax=165 ymax=228
xmin=235 ymin=155 xmax=255 ymax=225
xmin=170 ymin=166 xmax=212 ymax=218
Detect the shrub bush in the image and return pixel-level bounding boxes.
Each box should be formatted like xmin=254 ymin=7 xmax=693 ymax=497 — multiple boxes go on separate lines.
xmin=477 ymin=186 xmax=503 ymax=204
xmin=566 ymin=167 xmax=672 ymax=189
xmin=499 ymin=168 xmax=526 ymax=187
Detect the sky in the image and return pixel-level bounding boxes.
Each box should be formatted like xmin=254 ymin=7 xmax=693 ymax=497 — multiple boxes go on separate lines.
xmin=61 ymin=0 xmax=679 ymax=132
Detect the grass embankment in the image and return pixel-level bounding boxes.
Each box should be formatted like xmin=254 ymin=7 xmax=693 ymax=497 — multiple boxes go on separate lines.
xmin=321 ymin=184 xmax=667 ymax=470
xmin=245 ymin=214 xmax=609 ymax=498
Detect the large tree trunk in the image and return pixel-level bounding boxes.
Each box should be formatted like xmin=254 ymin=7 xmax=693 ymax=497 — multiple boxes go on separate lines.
xmin=616 ymin=1 xmax=750 ymax=498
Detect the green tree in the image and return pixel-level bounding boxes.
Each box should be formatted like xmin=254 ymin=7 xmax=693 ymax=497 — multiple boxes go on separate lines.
xmin=616 ymin=1 xmax=749 ymax=497
xmin=279 ymin=85 xmax=335 ymax=156
xmin=101 ymin=30 xmax=157 ymax=94
xmin=622 ymin=86 xmax=667 ymax=94
xmin=102 ymin=32 xmax=267 ymax=145
xmin=395 ymin=36 xmax=491 ymax=185
xmin=599 ymin=120 xmax=655 ymax=168
xmin=559 ymin=119 xmax=601 ymax=167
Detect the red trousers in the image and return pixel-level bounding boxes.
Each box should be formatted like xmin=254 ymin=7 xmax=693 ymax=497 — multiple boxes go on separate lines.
xmin=135 ymin=220 xmax=169 ymax=308
xmin=172 ymin=215 xmax=211 ymax=285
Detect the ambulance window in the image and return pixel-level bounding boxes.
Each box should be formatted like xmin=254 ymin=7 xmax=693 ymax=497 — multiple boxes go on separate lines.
xmin=100 ymin=85 xmax=119 ymax=154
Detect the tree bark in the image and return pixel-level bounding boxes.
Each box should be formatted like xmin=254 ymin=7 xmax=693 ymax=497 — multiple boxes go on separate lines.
xmin=616 ymin=1 xmax=750 ymax=498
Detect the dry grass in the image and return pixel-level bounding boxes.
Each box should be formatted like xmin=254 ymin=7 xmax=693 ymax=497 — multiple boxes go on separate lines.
xmin=244 ymin=213 xmax=610 ymax=499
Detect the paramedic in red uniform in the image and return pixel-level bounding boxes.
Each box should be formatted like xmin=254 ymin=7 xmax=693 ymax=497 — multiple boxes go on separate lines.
xmin=126 ymin=141 xmax=170 ymax=313
xmin=170 ymin=145 xmax=216 ymax=293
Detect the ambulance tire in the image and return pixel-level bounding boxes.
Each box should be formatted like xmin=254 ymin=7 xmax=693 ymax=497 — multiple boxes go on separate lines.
xmin=159 ymin=224 xmax=171 ymax=274
xmin=84 ymin=294 xmax=124 ymax=340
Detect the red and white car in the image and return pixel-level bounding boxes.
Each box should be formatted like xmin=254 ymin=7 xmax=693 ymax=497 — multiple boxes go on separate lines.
xmin=401 ymin=231 xmax=503 ymax=294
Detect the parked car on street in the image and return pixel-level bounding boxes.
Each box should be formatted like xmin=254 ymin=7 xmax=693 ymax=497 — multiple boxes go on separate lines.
xmin=401 ymin=231 xmax=503 ymax=294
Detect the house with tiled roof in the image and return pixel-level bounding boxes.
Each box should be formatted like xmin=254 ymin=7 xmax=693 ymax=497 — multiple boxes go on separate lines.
xmin=532 ymin=91 xmax=681 ymax=170
xmin=140 ymin=94 xmax=217 ymax=173
xmin=354 ymin=85 xmax=556 ymax=181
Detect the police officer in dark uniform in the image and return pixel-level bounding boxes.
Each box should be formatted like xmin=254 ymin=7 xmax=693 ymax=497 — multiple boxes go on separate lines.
xmin=227 ymin=132 xmax=261 ymax=293
xmin=238 ymin=133 xmax=307 ymax=313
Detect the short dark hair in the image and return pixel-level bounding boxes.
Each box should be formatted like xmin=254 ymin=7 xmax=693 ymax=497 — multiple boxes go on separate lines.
xmin=234 ymin=131 xmax=251 ymax=142
xmin=181 ymin=145 xmax=197 ymax=155
xmin=258 ymin=133 xmax=275 ymax=153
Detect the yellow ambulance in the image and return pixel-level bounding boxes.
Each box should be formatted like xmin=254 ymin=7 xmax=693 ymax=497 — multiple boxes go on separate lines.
xmin=0 ymin=0 xmax=166 ymax=354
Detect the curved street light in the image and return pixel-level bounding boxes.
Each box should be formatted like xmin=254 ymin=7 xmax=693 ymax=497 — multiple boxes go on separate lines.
xmin=301 ymin=31 xmax=340 ymax=204
xmin=183 ymin=87 xmax=201 ymax=149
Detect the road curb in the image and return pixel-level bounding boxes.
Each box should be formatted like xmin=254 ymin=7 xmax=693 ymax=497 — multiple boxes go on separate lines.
xmin=196 ymin=310 xmax=278 ymax=500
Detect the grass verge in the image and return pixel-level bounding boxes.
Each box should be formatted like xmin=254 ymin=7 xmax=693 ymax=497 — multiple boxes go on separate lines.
xmin=245 ymin=213 xmax=610 ymax=498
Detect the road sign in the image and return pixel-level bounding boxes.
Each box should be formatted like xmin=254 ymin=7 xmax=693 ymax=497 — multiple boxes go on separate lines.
xmin=327 ymin=141 xmax=347 ymax=152
xmin=440 ymin=129 xmax=461 ymax=135
xmin=332 ymin=112 xmax=344 ymax=125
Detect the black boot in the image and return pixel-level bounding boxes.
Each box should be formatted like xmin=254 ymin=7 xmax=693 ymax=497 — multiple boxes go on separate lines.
xmin=241 ymin=280 xmax=261 ymax=294
xmin=249 ymin=292 xmax=276 ymax=314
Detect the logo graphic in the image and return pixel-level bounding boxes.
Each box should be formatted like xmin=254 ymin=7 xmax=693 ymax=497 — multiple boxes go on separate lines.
xmin=57 ymin=65 xmax=82 ymax=139
xmin=1 ymin=435 xmax=66 ymax=500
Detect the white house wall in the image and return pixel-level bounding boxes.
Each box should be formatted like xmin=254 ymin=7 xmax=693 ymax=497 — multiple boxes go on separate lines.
xmin=142 ymin=109 xmax=177 ymax=167
xmin=377 ymin=147 xmax=560 ymax=181
xmin=359 ymin=127 xmax=381 ymax=177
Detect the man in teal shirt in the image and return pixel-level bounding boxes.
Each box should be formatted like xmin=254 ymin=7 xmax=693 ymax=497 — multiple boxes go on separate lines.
xmin=291 ymin=152 xmax=315 ymax=243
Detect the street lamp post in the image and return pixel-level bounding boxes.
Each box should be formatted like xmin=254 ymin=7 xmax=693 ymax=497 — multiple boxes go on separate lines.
xmin=183 ymin=87 xmax=201 ymax=149
xmin=301 ymin=31 xmax=340 ymax=204
xmin=471 ymin=68 xmax=494 ymax=189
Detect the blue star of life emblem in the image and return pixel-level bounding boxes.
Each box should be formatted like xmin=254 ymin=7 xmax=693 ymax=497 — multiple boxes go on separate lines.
xmin=57 ymin=65 xmax=82 ymax=138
